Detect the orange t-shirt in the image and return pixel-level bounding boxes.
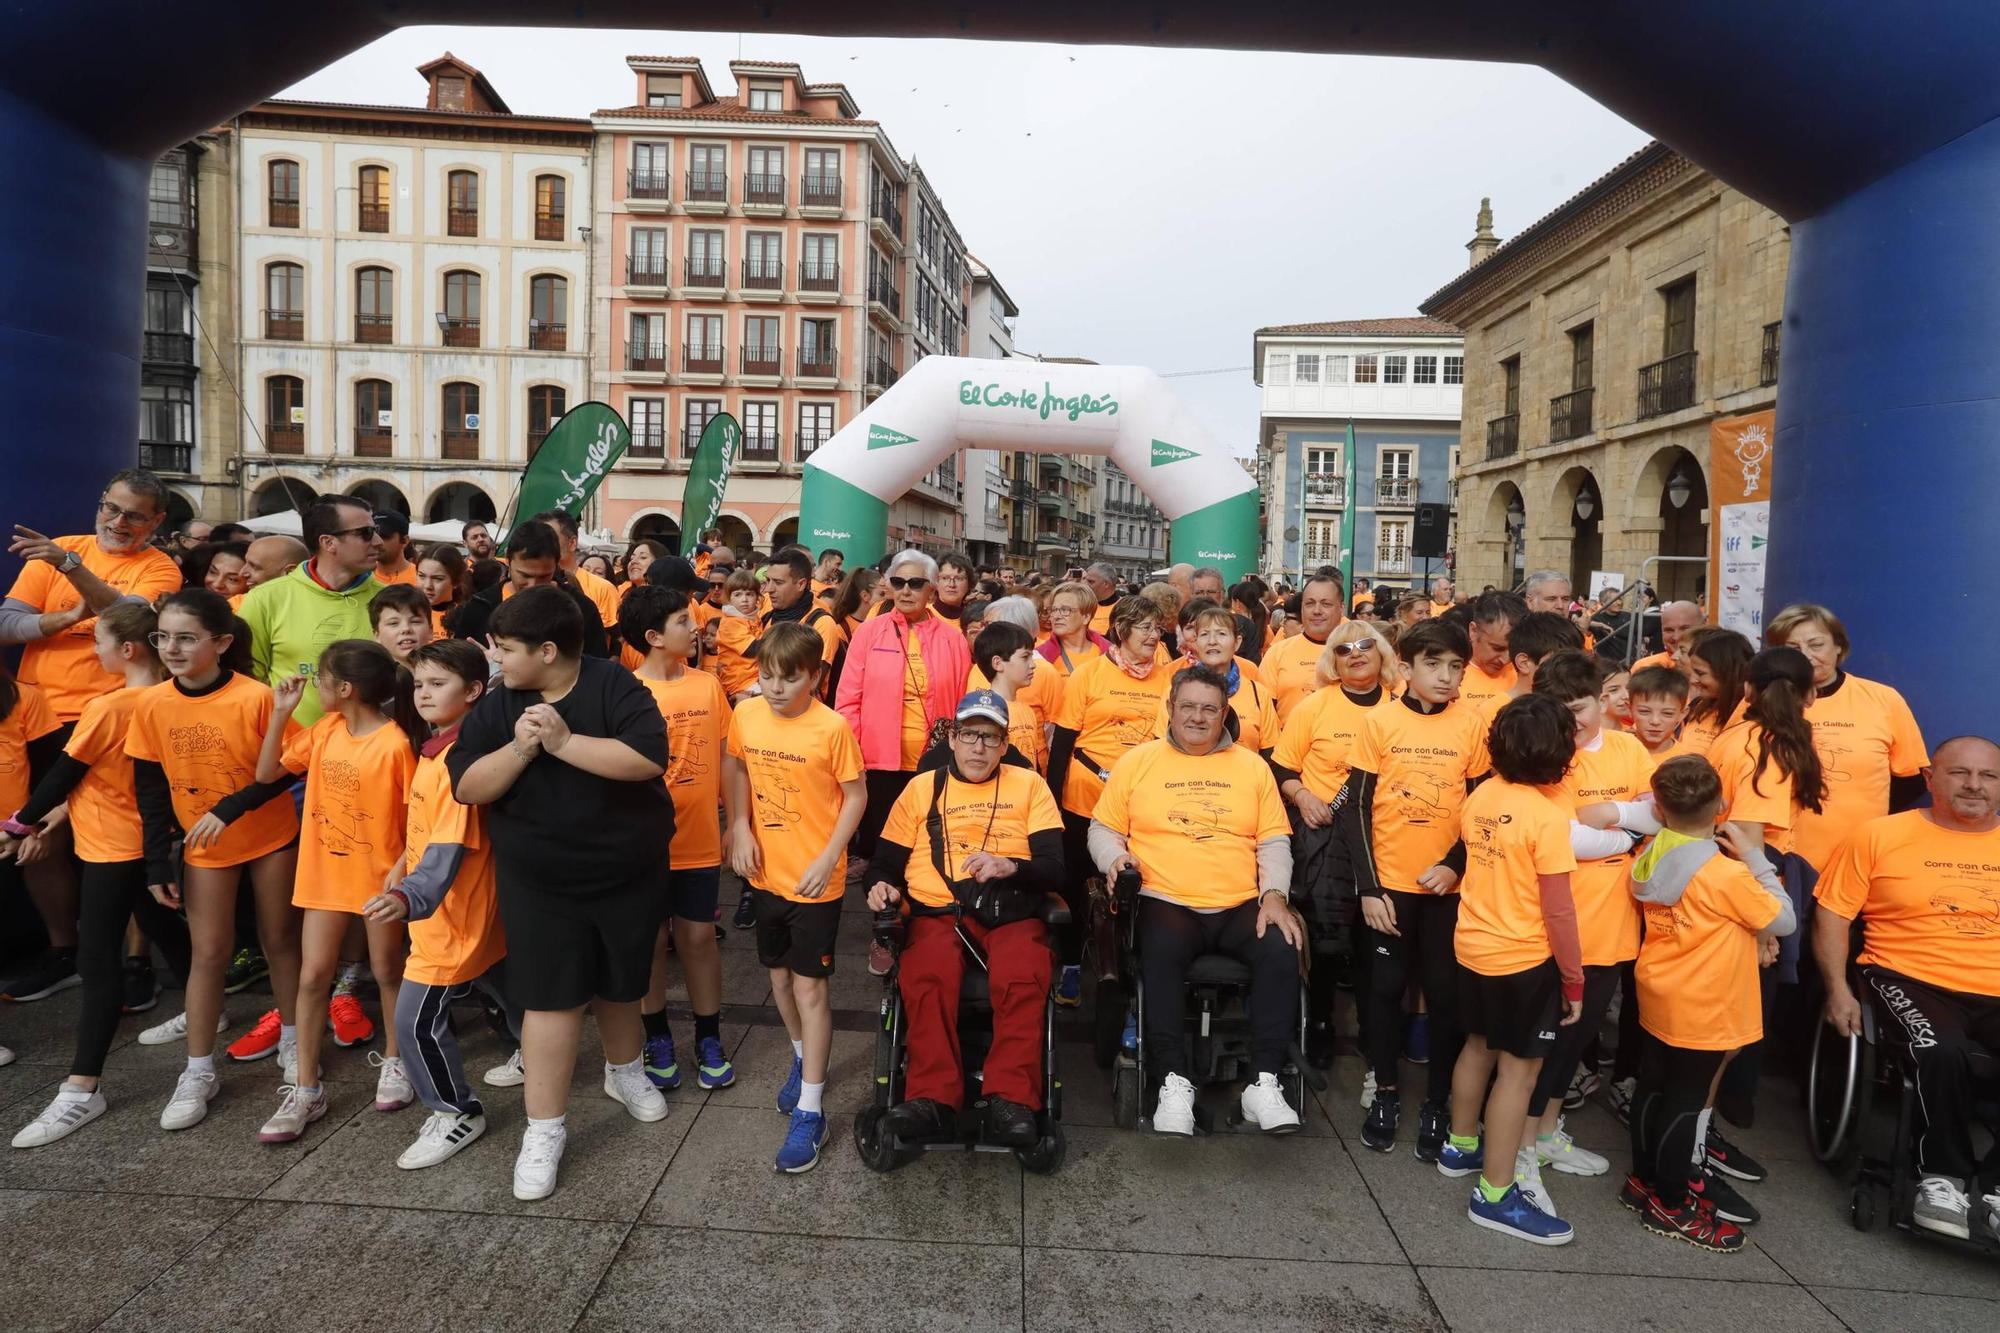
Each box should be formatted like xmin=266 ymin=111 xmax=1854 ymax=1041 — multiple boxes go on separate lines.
xmin=1051 ymin=654 xmax=1175 ymax=817
xmin=1150 ymin=676 xmax=1279 ymax=753
xmin=401 ymin=744 xmax=505 ymax=986
xmin=877 ymin=765 xmax=1064 ymax=909
xmin=60 ymin=686 xmax=146 ymax=863
xmin=713 ymin=613 xmax=760 ymax=698
xmin=569 ymin=565 xmax=621 ymax=628
xmin=1040 ymin=635 xmax=1102 ymax=680
xmin=965 ymin=655 xmax=1065 ymax=730
xmin=1549 ymin=730 xmax=1654 ymax=965
xmin=1089 ymin=603 xmax=1113 ymax=638
xmin=282 ymin=713 xmax=417 ymax=912
xmin=1814 ymin=810 xmax=2000 ymax=997
xmin=726 ymin=697 xmax=864 ymax=902
xmin=1455 ymin=779 xmax=1577 ymax=976
xmin=1261 ymin=632 xmax=1328 ymax=728
xmin=637 ymin=669 xmax=730 ymax=870
xmin=374 ymin=561 xmax=421 ymax=589
xmin=1090 ymin=738 xmax=1290 ymax=911
xmin=1665 ymin=711 xmax=1722 ymax=763
xmin=125 ymin=673 xmax=300 ymax=868
xmin=1708 ymin=720 xmax=1799 ymax=854
xmin=1795 ymin=674 xmax=1927 ymax=871
xmin=898 ymin=629 xmax=931 ymax=770
xmin=1350 ymin=701 xmax=1492 ymax=893
xmin=1272 ymin=685 xmax=1396 ymax=800
xmin=1458 ymin=659 xmax=1518 ymax=710
xmin=5 ymin=537 xmax=182 ymax=721
xmin=1631 ymin=651 xmax=1681 ymax=677
xmin=0 ymin=683 xmax=61 ymax=819
xmin=1430 ymin=601 xmax=1454 ymax=619
xmin=1637 ymin=852 xmax=1783 ymax=1050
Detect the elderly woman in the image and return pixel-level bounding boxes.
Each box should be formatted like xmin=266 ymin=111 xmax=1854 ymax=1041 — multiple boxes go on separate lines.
xmin=1038 ymin=580 xmax=1110 ymax=678
xmin=1155 ymin=604 xmax=1278 ymax=754
xmin=1765 ymin=603 xmax=1928 ymax=871
xmin=1270 ymin=620 xmax=1402 ymax=1068
xmin=1088 ymin=664 xmax=1301 ymax=1136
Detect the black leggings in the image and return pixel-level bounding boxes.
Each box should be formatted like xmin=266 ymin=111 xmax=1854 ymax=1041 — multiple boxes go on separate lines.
xmin=1058 ymin=812 xmax=1093 ymax=966
xmin=854 ymin=769 xmax=915 ymax=861
xmin=74 ymin=859 xmax=193 ymax=1079
xmin=1629 ymin=1033 xmax=1730 ymax=1208
xmin=1528 ymin=964 xmax=1622 ymax=1118
xmin=1139 ymin=897 xmax=1297 ymax=1080
xmin=1360 ymin=892 xmax=1461 ymax=1105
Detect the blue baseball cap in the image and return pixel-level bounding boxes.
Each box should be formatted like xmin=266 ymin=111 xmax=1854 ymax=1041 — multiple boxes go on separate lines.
xmin=956 ymin=689 xmax=1010 ymax=729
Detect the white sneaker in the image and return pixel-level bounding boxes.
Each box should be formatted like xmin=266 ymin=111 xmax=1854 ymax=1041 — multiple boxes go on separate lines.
xmin=1537 ymin=1119 xmax=1611 ymax=1176
xmin=1913 ymin=1174 xmax=1972 ymax=1239
xmin=256 ymin=1084 xmax=327 ymax=1144
xmin=397 ymin=1111 xmax=486 ymax=1170
xmin=1516 ymin=1145 xmax=1557 ymax=1216
xmin=1982 ymin=1188 xmax=2000 ymax=1243
xmin=603 ymin=1060 xmax=668 ymax=1122
xmin=278 ymin=1037 xmax=298 ymax=1086
xmin=139 ymin=1011 xmax=230 ymax=1046
xmin=513 ymin=1121 xmax=567 ymax=1200
xmin=0 ymin=1046 xmax=13 ymax=1067
xmin=1152 ymin=1072 xmax=1196 ymax=1136
xmin=369 ymin=1052 xmax=414 ymax=1112
xmin=160 ymin=1068 xmax=219 ymax=1131
xmin=483 ymin=1049 xmax=525 ymax=1088
xmin=12 ymin=1083 xmax=106 ymax=1148
xmin=1359 ymin=1066 xmax=1377 ymax=1111
xmin=1240 ymin=1073 xmax=1301 ymax=1134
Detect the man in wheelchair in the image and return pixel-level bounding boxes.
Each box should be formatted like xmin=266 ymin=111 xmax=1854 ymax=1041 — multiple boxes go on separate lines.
xmin=1813 ymin=735 xmax=2000 ymax=1241
xmin=1086 ymin=664 xmax=1304 ymax=1135
xmin=864 ymin=690 xmax=1068 ymax=1149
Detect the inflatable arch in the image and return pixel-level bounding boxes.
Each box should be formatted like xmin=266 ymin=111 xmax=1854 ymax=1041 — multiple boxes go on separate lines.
xmin=802 ymin=356 xmax=1259 ymax=581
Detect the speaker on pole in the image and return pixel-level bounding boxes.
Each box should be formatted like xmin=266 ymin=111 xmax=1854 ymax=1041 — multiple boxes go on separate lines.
xmin=1413 ymin=502 xmax=1450 ymax=559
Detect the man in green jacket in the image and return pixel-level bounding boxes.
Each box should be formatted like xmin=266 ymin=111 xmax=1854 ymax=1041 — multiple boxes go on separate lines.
xmin=238 ymin=497 xmax=384 ymax=726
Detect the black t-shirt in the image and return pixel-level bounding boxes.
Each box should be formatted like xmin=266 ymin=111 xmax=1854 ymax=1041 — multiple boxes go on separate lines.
xmin=446 ymin=656 xmax=673 ymax=894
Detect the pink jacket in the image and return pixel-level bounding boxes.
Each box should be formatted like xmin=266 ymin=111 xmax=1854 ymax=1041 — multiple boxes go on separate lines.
xmin=836 ymin=608 xmax=973 ymax=771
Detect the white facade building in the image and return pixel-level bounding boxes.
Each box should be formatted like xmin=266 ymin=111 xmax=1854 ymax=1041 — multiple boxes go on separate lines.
xmin=960 ymin=252 xmax=1018 ymax=568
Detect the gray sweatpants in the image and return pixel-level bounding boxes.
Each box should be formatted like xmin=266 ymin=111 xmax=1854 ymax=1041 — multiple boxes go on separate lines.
xmin=395 ymin=967 xmax=521 ymax=1116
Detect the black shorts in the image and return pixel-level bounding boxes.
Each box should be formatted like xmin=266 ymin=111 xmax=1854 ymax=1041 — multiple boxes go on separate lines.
xmin=752 ymin=888 xmax=841 ymax=978
xmin=497 ymin=875 xmax=666 ymax=1011
xmin=1457 ymin=958 xmax=1562 ymax=1059
xmin=667 ymin=866 xmax=721 ymax=922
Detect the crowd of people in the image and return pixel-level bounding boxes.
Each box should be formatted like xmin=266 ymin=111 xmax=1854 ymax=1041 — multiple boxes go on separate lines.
xmin=0 ymin=468 xmax=1994 ymax=1248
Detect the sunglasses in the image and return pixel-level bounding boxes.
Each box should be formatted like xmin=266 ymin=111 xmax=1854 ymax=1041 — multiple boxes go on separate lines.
xmin=887 ymin=575 xmax=930 ymax=591
xmin=332 ymin=524 xmax=379 ymax=540
xmin=1331 ymin=638 xmax=1382 ymax=658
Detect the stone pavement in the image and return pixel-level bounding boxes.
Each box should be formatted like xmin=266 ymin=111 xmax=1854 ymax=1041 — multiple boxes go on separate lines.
xmin=3 ymin=880 xmax=1997 ymax=1332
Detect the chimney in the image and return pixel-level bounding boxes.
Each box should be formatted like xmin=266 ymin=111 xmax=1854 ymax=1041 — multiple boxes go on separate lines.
xmin=1466 ymin=197 xmax=1500 ymax=268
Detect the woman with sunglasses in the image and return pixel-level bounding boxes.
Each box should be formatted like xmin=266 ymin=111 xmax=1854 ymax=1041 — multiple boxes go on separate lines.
xmin=1037 ymin=580 xmax=1111 ymax=679
xmin=1270 ymin=621 xmax=1402 ymax=1069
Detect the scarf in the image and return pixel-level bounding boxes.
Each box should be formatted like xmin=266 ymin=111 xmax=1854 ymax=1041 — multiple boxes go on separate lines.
xmin=1182 ymin=653 xmax=1244 ymax=697
xmin=761 ymin=595 xmax=812 ymax=628
xmin=1106 ymin=644 xmax=1155 ymax=681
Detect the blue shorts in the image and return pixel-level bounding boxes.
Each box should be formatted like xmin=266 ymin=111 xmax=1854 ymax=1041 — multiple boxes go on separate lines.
xmin=667 ymin=866 xmax=721 ymax=922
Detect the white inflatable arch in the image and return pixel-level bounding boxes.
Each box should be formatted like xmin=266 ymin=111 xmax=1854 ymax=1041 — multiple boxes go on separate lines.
xmin=800 ymin=356 xmax=1260 ymax=580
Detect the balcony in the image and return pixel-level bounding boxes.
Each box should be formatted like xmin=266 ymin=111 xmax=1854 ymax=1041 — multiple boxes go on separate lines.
xmin=1549 ymin=386 xmax=1594 ymax=443
xmin=143 ymin=331 xmax=194 ymax=364
xmin=628 ymin=427 xmax=667 ymax=458
xmin=684 ymin=257 xmax=725 ymax=290
xmin=739 ymin=431 xmax=780 ymax=463
xmin=441 ymin=429 xmax=480 ymax=461
xmin=1761 ymin=322 xmax=1781 ymax=387
xmin=1376 ymin=545 xmax=1411 ymax=574
xmin=1638 ymin=349 xmax=1698 ymax=419
xmin=265 ymin=425 xmax=303 ymax=455
xmin=797 ymin=429 xmax=830 ymax=458
xmin=683 ymin=343 xmax=723 ymax=375
xmin=680 ymin=427 xmax=710 ymax=457
xmin=684 ymin=170 xmax=727 ymax=206
xmin=798 ymin=260 xmax=839 ymax=294
xmin=528 ymin=321 xmax=567 ymax=352
xmin=353 ymin=314 xmax=392 ymax=345
xmin=741 ymin=259 xmax=783 ymax=293
xmin=138 ymin=442 xmax=192 ymax=472
xmin=742 ymin=345 xmax=782 ymax=378
xmin=1487 ymin=412 xmax=1519 ymax=460
xmin=353 ymin=427 xmax=392 ymax=458
xmin=268 ymin=199 xmax=299 ymax=228
xmin=439 ymin=317 xmax=480 ymax=349
xmin=446 ymin=206 xmax=478 ymax=237
xmin=264 ymin=310 xmax=303 ymax=341
xmin=358 ymin=204 xmax=389 ymax=233
xmin=797 ymin=347 xmax=838 ymax=379
xmin=625 ymin=257 xmax=670 ymax=289
xmin=871 ymin=188 xmax=904 ymax=239
xmin=867 ymin=272 xmax=902 ymax=319
xmin=744 ymin=172 xmax=786 ymax=208
xmin=626 ymin=341 xmax=666 ymax=373
xmin=1376 ymin=476 xmax=1419 ymax=506
xmin=1301 ymin=543 xmax=1339 ymax=566
xmin=534 ymin=213 xmax=564 ymax=242
xmin=801 ymin=173 xmax=842 ymax=210
xmin=868 ymin=357 xmax=899 ymax=390
xmin=627 ymin=170 xmax=671 ymax=204
xmin=1302 ymin=471 xmax=1344 ymax=504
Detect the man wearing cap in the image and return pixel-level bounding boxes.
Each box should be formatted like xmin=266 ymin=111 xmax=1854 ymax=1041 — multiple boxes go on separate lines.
xmin=370 ymin=510 xmax=419 ymax=587
xmin=864 ymin=690 xmax=1068 ymax=1148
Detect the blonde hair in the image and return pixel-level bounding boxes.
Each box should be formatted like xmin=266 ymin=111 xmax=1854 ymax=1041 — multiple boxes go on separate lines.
xmin=1139 ymin=581 xmax=1181 ymax=621
xmin=1315 ymin=618 xmax=1402 ymax=691
xmin=1050 ymin=580 xmax=1097 ymax=615
xmin=1765 ymin=603 xmax=1850 ymax=665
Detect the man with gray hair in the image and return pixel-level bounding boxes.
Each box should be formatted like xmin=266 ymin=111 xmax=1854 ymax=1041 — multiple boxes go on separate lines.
xmin=1191 ymin=566 xmax=1227 ymax=604
xmin=1083 ymin=562 xmax=1119 ymax=635
xmin=1166 ymin=562 xmax=1195 ymax=607
xmin=1522 ymin=570 xmax=1573 ymax=615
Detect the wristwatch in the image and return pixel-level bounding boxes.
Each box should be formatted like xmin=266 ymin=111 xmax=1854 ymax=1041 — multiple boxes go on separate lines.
xmin=57 ymin=551 xmax=81 ymax=574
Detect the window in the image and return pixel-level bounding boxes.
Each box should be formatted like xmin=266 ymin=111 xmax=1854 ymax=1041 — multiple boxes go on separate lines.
xmin=797 ymin=404 xmax=834 ymax=456
xmin=747 ymin=146 xmax=785 ymax=204
xmin=1305 ymin=447 xmax=1340 ymax=476
xmin=803 ymin=148 xmax=841 ymax=205
xmin=744 ymin=315 xmax=780 ymax=372
xmin=1413 ymin=354 xmax=1438 ymax=385
xmin=1444 ymin=354 xmax=1465 ymax=385
xmin=528 ymin=275 xmax=567 ymax=350
xmin=683 ymin=398 xmax=721 ymax=456
xmin=1353 ymin=354 xmax=1378 ymax=384
xmin=446 ymin=170 xmax=478 ymax=236
xmin=435 ymin=76 xmax=466 ymax=110
xmin=1265 ymin=352 xmax=1291 ymax=385
xmin=1382 ymin=355 xmax=1407 ymax=385
xmin=267 ymin=160 xmax=299 ymax=227
xmin=748 ymin=82 xmax=783 ymax=112
xmin=145 ymin=287 xmax=188 ymax=336
xmin=644 ymin=75 xmax=682 ymax=108
xmin=1323 ymin=355 xmax=1349 ymax=384
xmin=1570 ymin=322 xmax=1594 ymax=389
xmin=266 ymin=375 xmax=304 ymax=451
xmin=1381 ymin=448 xmax=1414 ymax=479
xmin=631 ymin=143 xmax=671 ymax=198
xmin=800 ymin=317 xmax=836 ymax=374
xmin=527 ymin=386 xmax=566 ymax=456
xmin=357 ymin=166 xmax=389 ymax=232
xmin=801 ymin=233 xmax=838 ymax=289
xmin=1662 ymin=279 xmax=1696 ymax=357
xmin=534 ymin=175 xmax=565 ymax=241
xmin=685 ymin=313 xmax=722 ymax=371
xmin=140 ymin=383 xmax=193 ymax=444
xmin=1502 ymin=356 xmax=1521 ymax=415
xmin=442 ymin=383 xmax=480 ymax=459
xmin=354 ymin=380 xmax=392 ymax=456
xmin=442 ymin=270 xmax=480 ymax=347
xmin=630 ymin=227 xmax=668 ymax=280
xmin=689 ymin=144 xmax=726 ymax=200
xmin=745 ymin=231 xmax=783 ymax=284
xmin=628 ymin=313 xmax=665 ymax=370
xmin=148 ymin=160 xmax=187 ymax=226
xmin=355 ymin=267 xmax=392 ymax=344
xmin=1294 ymin=354 xmax=1320 ymax=384
xmin=1379 ymin=519 xmax=1410 ymax=561
xmin=265 ymin=262 xmax=303 ymax=340
xmin=629 ymin=397 xmax=666 ymax=453
xmin=687 ymin=228 xmax=724 ymax=282
xmin=1304 ymin=517 xmax=1338 ymax=561
xmin=742 ymin=401 xmax=779 ymax=458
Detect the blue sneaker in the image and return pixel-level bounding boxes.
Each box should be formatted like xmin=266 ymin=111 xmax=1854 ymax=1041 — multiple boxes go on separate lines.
xmin=1467 ymin=1182 xmax=1575 ymax=1245
xmin=696 ymin=1035 xmax=736 ymax=1090
xmin=777 ymin=1054 xmax=803 ymax=1114
xmin=1405 ymin=1014 xmax=1430 ymax=1065
xmin=1119 ymin=1013 xmax=1138 ymax=1053
xmin=643 ymin=1033 xmax=680 ymax=1091
xmin=775 ymin=1108 xmax=829 ymax=1173
xmin=732 ymin=892 xmax=755 ymax=930
xmin=1055 ymin=966 xmax=1082 ymax=1008
xmin=1437 ymin=1138 xmax=1484 ymax=1178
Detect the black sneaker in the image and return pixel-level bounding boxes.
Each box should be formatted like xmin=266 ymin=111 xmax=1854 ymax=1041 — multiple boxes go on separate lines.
xmin=1360 ymin=1093 xmax=1400 ymax=1152
xmin=222 ymin=948 xmax=268 ymax=994
xmin=1 ymin=949 xmax=80 ymax=1002
xmin=121 ymin=957 xmax=158 ymax=1013
xmin=881 ymin=1097 xmax=958 ymax=1145
xmin=1413 ymin=1099 xmax=1448 ymax=1163
xmin=984 ymin=1096 xmax=1039 ymax=1148
xmin=732 ymin=892 xmax=756 ymax=930
xmin=1306 ymin=1023 xmax=1335 ymax=1071
xmin=1704 ymin=1128 xmax=1767 ymax=1182
xmin=1685 ymin=1166 xmax=1759 ymax=1225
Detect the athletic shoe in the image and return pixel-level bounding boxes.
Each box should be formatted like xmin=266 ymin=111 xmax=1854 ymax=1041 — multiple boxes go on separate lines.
xmin=883 ymin=1097 xmax=958 ymax=1144
xmin=1643 ymin=1194 xmax=1745 ymax=1251
xmin=1467 ymin=1182 xmax=1575 ymax=1246
xmin=1404 ymin=1014 xmax=1430 ymax=1065
xmin=0 ymin=1046 xmax=12 ymax=1067
xmin=695 ymin=1036 xmax=735 ymax=1090
xmin=278 ymin=1037 xmax=298 ymax=1086
xmin=1153 ymin=1072 xmax=1196 ymax=1136
xmin=1685 ymin=1167 xmax=1758 ymax=1225
xmin=227 ymin=1009 xmax=282 ymax=1062
xmin=643 ymin=1033 xmax=681 ymax=1091
xmin=1981 ymin=1188 xmax=2000 ymax=1243
xmin=1704 ymin=1128 xmax=1767 ymax=1182
xmin=1515 ymin=1146 xmax=1556 ymax=1216
xmin=513 ymin=1121 xmax=567 ymax=1200
xmin=777 ymin=1054 xmax=803 ymax=1114
xmin=1436 ymin=1137 xmax=1484 ymax=1178
xmin=775 ymin=1107 xmax=829 ymax=1173
xmin=159 ymin=1068 xmax=219 ymax=1131
xmin=0 ymin=949 xmax=79 ymax=1002
xmin=603 ymin=1061 xmax=669 ymax=1122
xmin=483 ymin=1049 xmax=525 ymax=1087
xmin=1604 ymin=1075 xmax=1636 ymax=1126
xmin=732 ymin=892 xmax=755 ymax=930
xmin=1240 ymin=1073 xmax=1301 ymax=1134
xmin=327 ymin=994 xmax=373 ymax=1048
xmin=1537 ymin=1121 xmax=1611 ymax=1176
xmin=1358 ymin=1067 xmax=1377 ymax=1112
xmin=222 ymin=947 xmax=268 ymax=994
xmin=257 ymin=1085 xmax=326 ymax=1144
xmin=1618 ymin=1173 xmax=1655 ymax=1213
xmin=985 ymin=1096 xmax=1038 ymax=1148
xmin=1120 ymin=1014 xmax=1138 ymax=1054
xmin=139 ymin=1011 xmax=228 ymax=1046
xmin=369 ymin=1052 xmax=413 ymax=1112
xmin=12 ymin=1084 xmax=106 ymax=1148
xmin=1360 ymin=1093 xmax=1399 ymax=1151
xmin=867 ymin=940 xmax=894 ymax=978
xmin=1054 ymin=965 xmax=1082 ymax=1008
xmin=1913 ymin=1175 xmax=1972 ymax=1240
xmin=121 ymin=958 xmax=158 ymax=1014
xmin=397 ymin=1111 xmax=485 ymax=1170
xmin=1413 ymin=1100 xmax=1448 ymax=1163
xmin=1563 ymin=1065 xmax=1602 ymax=1112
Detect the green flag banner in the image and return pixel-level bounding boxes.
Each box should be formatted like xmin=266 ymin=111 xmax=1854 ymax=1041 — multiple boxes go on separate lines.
xmin=1337 ymin=420 xmax=1358 ymax=590
xmin=680 ymin=412 xmax=742 ymax=556
xmin=508 ymin=401 xmax=630 ymax=525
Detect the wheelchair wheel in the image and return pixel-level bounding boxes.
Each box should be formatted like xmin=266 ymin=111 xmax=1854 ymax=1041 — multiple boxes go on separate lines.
xmin=1807 ymin=1020 xmax=1861 ymax=1164
xmin=1092 ymin=978 xmax=1126 ymax=1069
xmin=1850 ymin=1180 xmax=1885 ymax=1232
xmin=1112 ymin=1062 xmax=1142 ymax=1130
xmin=853 ymin=1106 xmax=907 ymax=1174
xmin=1018 ymin=1121 xmax=1067 ymax=1175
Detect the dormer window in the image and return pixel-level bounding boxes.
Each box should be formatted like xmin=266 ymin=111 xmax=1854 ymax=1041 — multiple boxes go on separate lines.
xmin=645 ymin=75 xmax=682 ymax=108
xmin=748 ymin=82 xmax=783 ymax=112
xmin=435 ymin=75 xmax=466 ymax=110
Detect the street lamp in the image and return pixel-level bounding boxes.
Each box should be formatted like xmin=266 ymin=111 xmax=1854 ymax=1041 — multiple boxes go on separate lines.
xmin=1666 ymin=469 xmax=1692 ymax=510
xmin=1574 ymin=492 xmax=1595 ymax=522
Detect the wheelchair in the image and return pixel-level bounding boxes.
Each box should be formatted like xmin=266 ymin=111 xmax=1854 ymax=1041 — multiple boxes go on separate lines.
xmin=1807 ymin=964 xmax=2000 ymax=1247
xmin=1097 ymin=869 xmax=1322 ymax=1133
xmin=852 ymin=894 xmax=1069 ymax=1174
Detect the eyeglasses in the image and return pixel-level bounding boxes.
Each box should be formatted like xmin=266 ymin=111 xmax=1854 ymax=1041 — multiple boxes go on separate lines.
xmin=1331 ymin=639 xmax=1382 ymax=658
xmin=98 ymin=498 xmax=157 ymax=526
xmin=888 ymin=575 xmax=931 ymax=591
xmin=331 ymin=524 xmax=379 ymax=540
xmin=148 ymin=631 xmax=215 ymax=650
xmin=953 ymin=728 xmax=1005 ymax=748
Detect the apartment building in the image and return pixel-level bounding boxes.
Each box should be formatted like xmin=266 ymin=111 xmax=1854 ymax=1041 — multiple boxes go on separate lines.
xmin=1094 ymin=459 xmax=1167 ymax=583
xmin=961 ymin=252 xmax=1018 ymax=569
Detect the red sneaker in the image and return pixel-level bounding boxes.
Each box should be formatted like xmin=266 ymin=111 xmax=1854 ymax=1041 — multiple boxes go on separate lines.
xmin=1618 ymin=1173 xmax=1655 ymax=1213
xmin=328 ymin=994 xmax=375 ymax=1047
xmin=227 ymin=1008 xmax=283 ymax=1062
xmin=1642 ymin=1194 xmax=1745 ymax=1252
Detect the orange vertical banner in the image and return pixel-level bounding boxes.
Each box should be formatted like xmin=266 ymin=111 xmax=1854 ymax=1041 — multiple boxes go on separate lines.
xmin=1708 ymin=409 xmax=1776 ymax=644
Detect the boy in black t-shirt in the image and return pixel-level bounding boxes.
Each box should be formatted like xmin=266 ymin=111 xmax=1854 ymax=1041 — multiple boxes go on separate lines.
xmin=446 ymin=586 xmax=674 ymax=1201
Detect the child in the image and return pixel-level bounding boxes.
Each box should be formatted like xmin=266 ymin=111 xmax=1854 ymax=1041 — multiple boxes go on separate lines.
xmin=1626 ymin=755 xmax=1795 ymax=1252
xmin=1677 ymin=627 xmax=1754 ymax=760
xmin=124 ymin=589 xmax=303 ymax=1131
xmin=724 ymin=621 xmax=866 ymax=1173
xmin=1340 ymin=617 xmax=1492 ymax=1160
xmin=1596 ymin=657 xmax=1633 ymax=733
xmin=247 ymin=640 xmax=420 ymax=1143
xmin=1709 ymin=646 xmax=1827 ymax=859
xmin=1628 ymin=666 xmax=1691 ymax=763
xmin=971 ymin=621 xmax=1047 ymax=772
xmin=618 ymin=584 xmax=736 ymax=1094
xmin=370 ymin=583 xmax=435 ymax=664
xmin=360 ymin=638 xmax=520 ymax=1169
xmin=714 ymin=569 xmax=763 ymax=702
xmin=1444 ymin=693 xmax=1584 ymax=1246
xmin=446 ymin=586 xmax=674 ymax=1201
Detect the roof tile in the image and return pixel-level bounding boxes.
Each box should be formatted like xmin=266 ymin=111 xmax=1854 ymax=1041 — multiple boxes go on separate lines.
xmin=593 ymin=99 xmax=877 ymax=127
xmin=1255 ymin=317 xmax=1462 ymax=338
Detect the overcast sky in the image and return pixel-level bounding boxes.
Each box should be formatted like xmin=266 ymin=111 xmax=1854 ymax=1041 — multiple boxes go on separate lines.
xmin=284 ymin=27 xmax=1648 ymax=455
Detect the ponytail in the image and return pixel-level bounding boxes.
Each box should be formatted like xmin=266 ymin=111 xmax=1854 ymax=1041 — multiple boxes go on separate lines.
xmin=1745 ymin=646 xmax=1826 ymax=814
xmin=155 ymin=587 xmax=255 ymax=677
xmin=318 ymin=640 xmax=425 ymax=757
